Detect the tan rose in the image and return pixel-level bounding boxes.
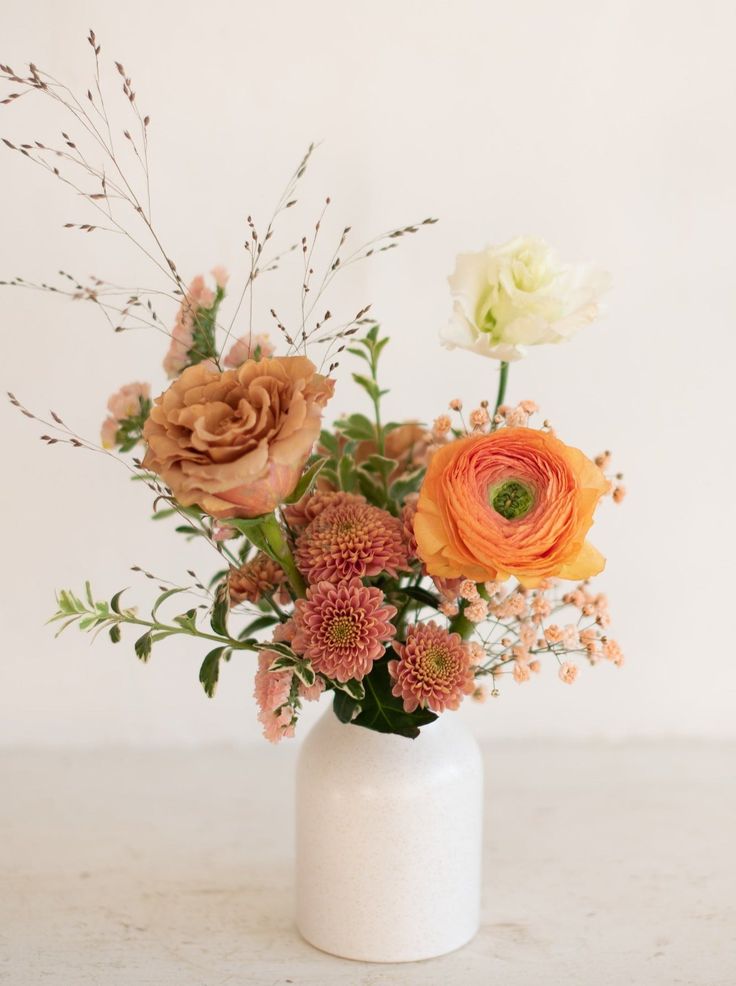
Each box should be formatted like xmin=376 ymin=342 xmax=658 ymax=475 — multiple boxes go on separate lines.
xmin=142 ymin=356 xmax=334 ymax=519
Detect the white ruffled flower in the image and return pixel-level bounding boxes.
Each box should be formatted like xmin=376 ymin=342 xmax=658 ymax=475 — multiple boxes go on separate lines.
xmin=440 ymin=236 xmax=610 ymax=362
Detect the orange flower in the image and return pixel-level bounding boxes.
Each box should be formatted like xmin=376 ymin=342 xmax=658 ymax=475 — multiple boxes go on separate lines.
xmin=142 ymin=356 xmax=333 ymax=519
xmin=414 ymin=428 xmax=608 ymax=587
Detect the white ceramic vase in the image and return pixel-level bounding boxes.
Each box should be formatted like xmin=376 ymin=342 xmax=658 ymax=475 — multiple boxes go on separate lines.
xmin=295 ymin=704 xmax=484 ymax=962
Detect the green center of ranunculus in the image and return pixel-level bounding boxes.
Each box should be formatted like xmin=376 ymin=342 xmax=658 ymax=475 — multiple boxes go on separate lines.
xmin=489 ymin=479 xmax=534 ymax=520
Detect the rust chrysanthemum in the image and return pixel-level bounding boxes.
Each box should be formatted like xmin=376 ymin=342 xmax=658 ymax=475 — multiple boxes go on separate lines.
xmin=295 ymin=500 xmax=410 ymax=584
xmin=228 ymin=553 xmax=286 ymax=605
xmin=283 ymin=490 xmax=366 ymax=532
xmin=388 ymin=621 xmax=475 ymax=713
xmin=292 ymin=577 xmax=397 ymax=682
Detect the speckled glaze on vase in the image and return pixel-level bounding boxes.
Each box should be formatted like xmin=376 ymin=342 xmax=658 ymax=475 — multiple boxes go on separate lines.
xmin=295 ymin=705 xmax=483 ymax=963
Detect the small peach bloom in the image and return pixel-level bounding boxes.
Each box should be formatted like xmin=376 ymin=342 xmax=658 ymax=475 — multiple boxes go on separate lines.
xmin=519 ymin=622 xmax=536 ymax=647
xmin=602 ymin=639 xmax=624 ymax=666
xmin=439 ymin=601 xmax=459 ymax=617
xmin=449 ymin=399 xmax=463 ymax=411
xmin=545 ymin=624 xmax=564 ymax=644
xmin=469 ymin=407 xmax=489 ymax=430
xmin=558 ymin=661 xmax=578 ymax=684
xmin=433 ymin=414 xmax=452 ymax=438
xmin=562 ymin=624 xmax=580 ymax=649
xmin=529 ymin=659 xmax=541 ymax=673
xmin=612 ymin=485 xmax=626 ymax=504
xmin=504 ymin=406 xmax=528 ymax=428
xmin=472 ymin=686 xmax=489 ymax=702
xmin=465 ymin=599 xmax=489 ymax=623
xmin=512 ymin=643 xmax=530 ymax=663
xmin=484 ymin=580 xmax=502 ymax=596
xmin=513 ymin=663 xmax=531 ymax=683
xmin=519 ymin=400 xmax=539 ymax=415
xmin=465 ymin=641 xmax=486 ymax=665
xmin=459 ymin=580 xmax=480 ymax=601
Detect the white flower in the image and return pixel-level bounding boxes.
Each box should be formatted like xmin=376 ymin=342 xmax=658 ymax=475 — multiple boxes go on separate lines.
xmin=440 ymin=236 xmax=610 ymax=362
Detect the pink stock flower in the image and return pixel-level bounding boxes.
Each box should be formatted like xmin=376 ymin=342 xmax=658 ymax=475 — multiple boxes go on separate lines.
xmin=224 ymin=332 xmax=275 ymax=369
xmin=253 ymin=651 xmax=295 ymax=743
xmin=388 ymin=621 xmax=475 ymax=714
xmin=100 ymin=381 xmax=150 ymax=448
xmin=295 ymin=501 xmax=409 ymax=584
xmin=163 ymin=274 xmax=219 ymax=378
xmin=211 ymin=265 xmax=229 ymax=289
xmin=292 ymin=578 xmax=397 ymax=682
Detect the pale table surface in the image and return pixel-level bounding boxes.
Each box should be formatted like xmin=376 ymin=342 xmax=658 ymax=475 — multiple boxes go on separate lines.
xmin=1 ymin=741 xmax=734 ymax=986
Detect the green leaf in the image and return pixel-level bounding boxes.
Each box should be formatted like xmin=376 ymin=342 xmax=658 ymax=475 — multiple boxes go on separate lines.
xmin=346 ymin=346 xmax=371 ymax=365
xmin=350 ymin=657 xmax=438 ymax=739
xmin=284 ymin=458 xmax=328 ymax=504
xmin=254 ymin=641 xmax=296 ymax=660
xmin=352 ymin=373 xmax=381 ymax=402
xmin=332 ymin=677 xmax=366 ymax=701
xmin=356 ymin=468 xmax=385 ymax=505
xmin=361 ymin=454 xmax=397 ymax=481
xmin=318 ymin=430 xmax=341 ymax=457
xmin=400 ymin=586 xmax=441 ymax=611
xmin=268 ymin=653 xmax=298 ymax=672
xmin=210 ymin=580 xmax=229 ymax=636
xmin=151 ymin=587 xmax=187 ymax=621
xmin=336 ymin=413 xmax=375 ymax=442
xmin=238 ymin=615 xmax=279 ymax=638
xmin=389 ymin=467 xmax=426 ymax=502
xmin=109 ymin=624 xmax=121 ymax=644
xmin=173 ymin=609 xmax=198 ymax=632
xmin=228 ymin=517 xmax=272 ymax=556
xmin=199 ymin=646 xmax=228 ymax=698
xmin=333 ymin=690 xmax=362 ymax=723
xmin=110 ymin=589 xmax=127 ymax=615
xmin=338 ymin=455 xmax=356 ymax=492
xmin=134 ymin=630 xmax=153 ymax=662
xmin=292 ymin=660 xmax=316 ymax=688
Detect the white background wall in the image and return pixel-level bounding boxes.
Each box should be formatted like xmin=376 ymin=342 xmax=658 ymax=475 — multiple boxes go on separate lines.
xmin=2 ymin=0 xmax=734 ymax=746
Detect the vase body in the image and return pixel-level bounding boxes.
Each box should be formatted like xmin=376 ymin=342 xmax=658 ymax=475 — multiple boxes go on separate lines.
xmin=295 ymin=705 xmax=483 ymax=962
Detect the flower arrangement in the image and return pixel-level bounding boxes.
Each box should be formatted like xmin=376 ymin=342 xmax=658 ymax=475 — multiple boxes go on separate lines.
xmin=3 ymin=35 xmax=624 ymax=742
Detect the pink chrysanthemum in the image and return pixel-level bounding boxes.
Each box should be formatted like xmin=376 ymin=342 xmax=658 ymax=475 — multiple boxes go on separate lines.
xmin=253 ymin=651 xmax=295 ymax=743
xmin=401 ymin=492 xmax=419 ymax=559
xmin=295 ymin=501 xmax=409 ymax=583
xmin=284 ymin=490 xmax=366 ymax=533
xmin=292 ymin=578 xmax=397 ymax=682
xmin=388 ymin=621 xmax=475 ymax=713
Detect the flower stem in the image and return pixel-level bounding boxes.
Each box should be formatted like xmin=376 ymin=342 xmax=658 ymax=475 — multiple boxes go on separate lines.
xmin=493 ymin=361 xmax=509 ymax=416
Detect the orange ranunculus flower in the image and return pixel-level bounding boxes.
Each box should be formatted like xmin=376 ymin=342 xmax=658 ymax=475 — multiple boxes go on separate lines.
xmin=414 ymin=428 xmax=608 ymax=587
xmin=142 ymin=356 xmax=334 ymax=519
